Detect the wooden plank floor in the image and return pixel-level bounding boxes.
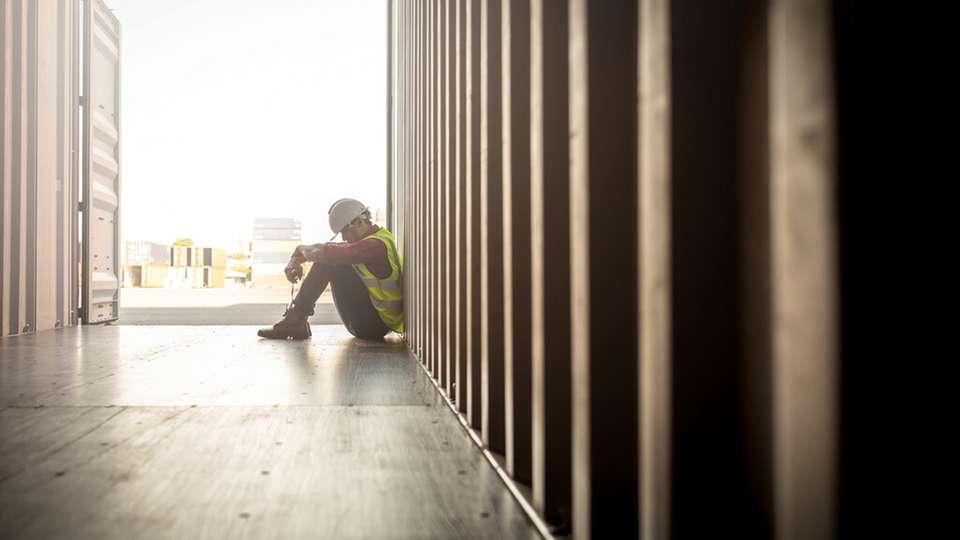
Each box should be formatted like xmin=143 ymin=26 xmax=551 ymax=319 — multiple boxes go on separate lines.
xmin=0 ymin=326 xmax=539 ymax=539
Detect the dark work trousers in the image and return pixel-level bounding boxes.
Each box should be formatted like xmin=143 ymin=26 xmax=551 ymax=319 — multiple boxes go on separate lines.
xmin=289 ymin=263 xmax=390 ymax=340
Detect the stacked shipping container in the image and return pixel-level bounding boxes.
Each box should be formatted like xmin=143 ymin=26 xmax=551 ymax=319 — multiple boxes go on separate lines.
xmin=168 ymin=245 xmax=227 ymax=288
xmin=122 ymin=241 xmax=170 ymax=288
xmin=251 ymin=218 xmax=301 ymax=288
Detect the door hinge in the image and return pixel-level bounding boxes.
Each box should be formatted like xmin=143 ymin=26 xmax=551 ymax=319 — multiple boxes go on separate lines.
xmin=79 ymin=201 xmax=86 ymax=212
xmin=79 ymin=95 xmax=85 ymax=107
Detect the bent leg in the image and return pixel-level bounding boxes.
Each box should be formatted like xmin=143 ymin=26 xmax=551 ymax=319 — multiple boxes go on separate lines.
xmin=325 ymin=265 xmax=390 ymax=340
xmin=287 ymin=262 xmax=333 ymax=319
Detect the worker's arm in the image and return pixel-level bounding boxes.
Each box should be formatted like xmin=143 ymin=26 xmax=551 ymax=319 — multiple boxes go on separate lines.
xmin=290 ymin=245 xmax=320 ymax=263
xmin=298 ymin=239 xmax=385 ymax=266
xmin=285 ymin=238 xmax=388 ymax=282
xmin=289 ymin=242 xmax=345 ymax=263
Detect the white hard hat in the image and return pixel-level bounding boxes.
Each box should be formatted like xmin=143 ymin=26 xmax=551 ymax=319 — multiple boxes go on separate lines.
xmin=328 ymin=198 xmax=369 ymax=237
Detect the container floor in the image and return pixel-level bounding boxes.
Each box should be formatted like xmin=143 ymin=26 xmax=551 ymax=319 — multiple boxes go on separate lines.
xmin=0 ymin=326 xmax=538 ymax=539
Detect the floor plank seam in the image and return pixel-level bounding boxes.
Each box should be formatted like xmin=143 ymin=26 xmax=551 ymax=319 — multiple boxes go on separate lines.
xmin=2 ymin=328 xmax=543 ymax=538
xmin=35 ymin=407 xmax=128 ymax=462
xmin=0 ymin=407 xmax=128 ymax=486
xmin=408 ymin=350 xmax=557 ymax=540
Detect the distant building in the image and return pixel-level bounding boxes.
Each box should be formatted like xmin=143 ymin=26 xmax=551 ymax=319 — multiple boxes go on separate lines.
xmin=169 ymin=246 xmax=228 ymax=288
xmin=123 ymin=241 xmax=171 ymax=288
xmin=252 ymin=218 xmax=301 ymax=288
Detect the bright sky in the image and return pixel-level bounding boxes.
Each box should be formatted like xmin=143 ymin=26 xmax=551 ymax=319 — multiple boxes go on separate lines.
xmin=109 ymin=0 xmax=387 ymax=250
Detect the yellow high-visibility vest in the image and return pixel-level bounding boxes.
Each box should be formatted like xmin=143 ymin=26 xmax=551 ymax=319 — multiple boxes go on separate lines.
xmin=353 ymin=228 xmax=404 ymax=333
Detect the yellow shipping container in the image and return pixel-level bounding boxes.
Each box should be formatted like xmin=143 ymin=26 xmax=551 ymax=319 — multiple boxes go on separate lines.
xmin=122 ymin=264 xmax=170 ymax=288
xmin=213 ymin=250 xmax=227 ymax=268
xmin=203 ymin=247 xmax=227 ymax=269
xmin=188 ymin=266 xmax=226 ymax=288
xmin=208 ymin=267 xmax=226 ymax=288
xmin=171 ymin=246 xmax=190 ymax=267
xmin=141 ymin=264 xmax=170 ymax=288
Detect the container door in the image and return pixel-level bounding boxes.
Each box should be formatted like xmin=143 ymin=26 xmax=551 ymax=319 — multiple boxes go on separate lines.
xmin=81 ymin=0 xmax=121 ymax=323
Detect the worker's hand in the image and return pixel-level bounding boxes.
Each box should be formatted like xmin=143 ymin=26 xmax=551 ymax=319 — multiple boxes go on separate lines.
xmin=294 ymin=245 xmax=325 ymax=263
xmin=290 ymin=245 xmax=308 ymax=263
xmin=284 ymin=260 xmax=303 ymax=283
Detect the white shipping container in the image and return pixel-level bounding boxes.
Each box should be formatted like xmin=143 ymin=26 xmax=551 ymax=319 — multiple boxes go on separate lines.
xmin=125 ymin=241 xmax=170 ymax=265
xmin=81 ymin=0 xmax=121 ymax=324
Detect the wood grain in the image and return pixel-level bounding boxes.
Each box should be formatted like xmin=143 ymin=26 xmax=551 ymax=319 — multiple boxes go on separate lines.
xmin=0 ymin=326 xmax=539 ymax=539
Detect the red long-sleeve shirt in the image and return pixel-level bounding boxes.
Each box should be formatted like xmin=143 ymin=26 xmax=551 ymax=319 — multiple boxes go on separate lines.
xmin=312 ymin=226 xmax=391 ymax=279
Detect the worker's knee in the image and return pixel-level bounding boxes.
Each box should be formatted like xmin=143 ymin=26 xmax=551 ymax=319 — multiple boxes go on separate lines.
xmin=305 ymin=262 xmax=351 ymax=281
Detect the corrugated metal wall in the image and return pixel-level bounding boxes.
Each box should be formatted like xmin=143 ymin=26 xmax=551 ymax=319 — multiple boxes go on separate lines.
xmin=1 ymin=0 xmax=79 ymax=338
xmin=80 ymin=0 xmax=121 ymax=324
xmin=390 ymin=0 xmax=847 ymax=538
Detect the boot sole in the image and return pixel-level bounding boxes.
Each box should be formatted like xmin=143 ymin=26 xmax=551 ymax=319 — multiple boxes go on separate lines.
xmin=257 ymin=326 xmax=312 ymax=340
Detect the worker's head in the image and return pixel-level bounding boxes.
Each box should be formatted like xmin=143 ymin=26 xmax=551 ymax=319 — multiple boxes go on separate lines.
xmin=328 ymin=198 xmax=375 ymax=242
xmin=341 ymin=210 xmax=375 ymax=242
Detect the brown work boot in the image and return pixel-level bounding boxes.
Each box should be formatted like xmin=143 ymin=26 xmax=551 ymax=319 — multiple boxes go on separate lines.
xmin=257 ymin=310 xmax=312 ymax=340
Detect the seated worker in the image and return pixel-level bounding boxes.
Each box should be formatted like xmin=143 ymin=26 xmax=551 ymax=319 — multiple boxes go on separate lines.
xmin=257 ymin=198 xmax=403 ymax=340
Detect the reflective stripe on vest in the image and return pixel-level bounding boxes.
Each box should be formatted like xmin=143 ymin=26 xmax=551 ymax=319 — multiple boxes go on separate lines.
xmin=356 ymin=276 xmax=401 ymax=291
xmin=369 ymin=297 xmax=403 ymax=313
xmin=353 ymin=228 xmax=404 ymax=333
